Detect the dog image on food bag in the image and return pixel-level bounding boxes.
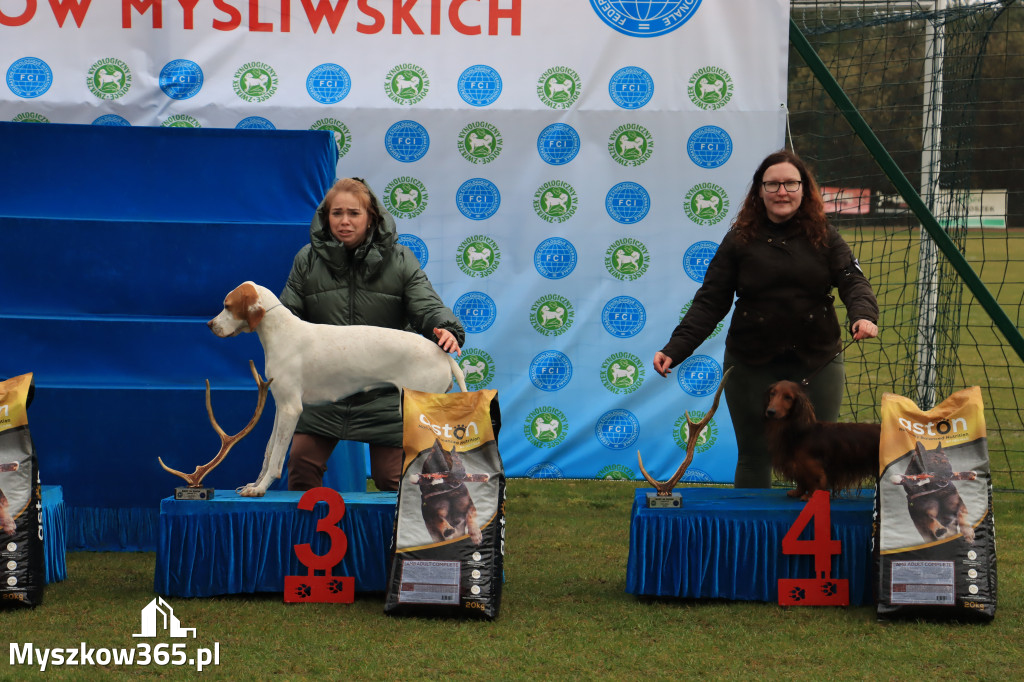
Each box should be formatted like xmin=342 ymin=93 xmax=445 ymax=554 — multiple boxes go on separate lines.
xmin=408 ymin=439 xmax=489 ymax=545
xmin=889 ymin=441 xmax=977 ymax=545
xmin=0 ymin=462 xmax=19 ymax=536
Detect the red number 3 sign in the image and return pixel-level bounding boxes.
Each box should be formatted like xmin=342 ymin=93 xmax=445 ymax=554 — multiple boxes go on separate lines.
xmin=283 ymin=487 xmax=355 ymax=604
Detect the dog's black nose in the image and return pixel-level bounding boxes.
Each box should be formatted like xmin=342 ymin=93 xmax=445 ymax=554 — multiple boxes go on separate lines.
xmin=443 ymin=528 xmax=455 ymax=538
xmin=765 ymin=408 xmax=776 ymax=418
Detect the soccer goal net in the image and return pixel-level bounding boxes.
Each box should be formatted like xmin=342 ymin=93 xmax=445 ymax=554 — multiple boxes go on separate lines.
xmin=788 ymin=0 xmax=1024 ymax=490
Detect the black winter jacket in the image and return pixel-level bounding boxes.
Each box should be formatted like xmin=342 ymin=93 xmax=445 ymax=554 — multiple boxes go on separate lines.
xmin=661 ymin=219 xmax=878 ymax=367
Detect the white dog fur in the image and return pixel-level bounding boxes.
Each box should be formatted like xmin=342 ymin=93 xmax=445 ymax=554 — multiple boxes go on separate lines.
xmin=208 ymin=281 xmax=467 ymax=496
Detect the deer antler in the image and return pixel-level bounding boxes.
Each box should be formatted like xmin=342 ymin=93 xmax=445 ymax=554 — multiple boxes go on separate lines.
xmin=158 ymin=360 xmax=272 ymax=488
xmin=638 ymin=366 xmax=732 ymax=496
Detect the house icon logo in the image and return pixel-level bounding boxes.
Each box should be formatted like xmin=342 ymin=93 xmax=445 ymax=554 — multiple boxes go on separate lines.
xmin=133 ymin=597 xmax=196 ymax=638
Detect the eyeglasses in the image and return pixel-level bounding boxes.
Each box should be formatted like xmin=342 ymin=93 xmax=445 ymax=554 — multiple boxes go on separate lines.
xmin=762 ymin=180 xmax=802 ymax=193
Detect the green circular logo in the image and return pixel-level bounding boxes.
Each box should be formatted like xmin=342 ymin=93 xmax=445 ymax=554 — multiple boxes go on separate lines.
xmin=386 ymin=63 xmax=429 ymax=105
xmin=458 ymin=122 xmax=502 ymax=164
xmin=679 ymin=300 xmax=724 ymax=339
xmin=608 ymin=124 xmax=653 ymax=167
xmin=600 ymin=352 xmax=644 ymax=394
xmin=87 ymin=58 xmax=132 ymax=100
xmin=459 ymin=348 xmax=495 ymax=389
xmin=12 ymin=112 xmax=48 ymax=123
xmin=161 ymin=114 xmax=200 ymax=128
xmin=533 ymin=180 xmax=578 ymax=224
xmin=524 ymin=407 xmax=568 ymax=448
xmin=383 ymin=177 xmax=428 ymax=219
xmin=688 ymin=66 xmax=733 ymax=110
xmin=530 ymin=294 xmax=574 ymax=336
xmin=310 ymin=118 xmax=351 ymax=159
xmin=605 ymin=238 xmax=650 ymax=281
xmin=457 ymin=235 xmax=500 ymax=277
xmin=684 ymin=183 xmax=729 ymax=226
xmin=537 ymin=66 xmax=580 ymax=109
xmin=597 ymin=464 xmax=635 ymax=480
xmin=672 ymin=411 xmax=719 ymax=454
xmin=233 ymin=62 xmax=277 ymax=102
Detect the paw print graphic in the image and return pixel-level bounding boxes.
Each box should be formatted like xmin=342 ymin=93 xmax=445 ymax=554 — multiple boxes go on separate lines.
xmin=327 ymin=579 xmax=346 ymax=594
xmin=789 ymin=586 xmax=806 ymax=602
xmin=295 ymin=583 xmax=311 ymax=599
xmin=821 ymin=581 xmax=838 ymax=597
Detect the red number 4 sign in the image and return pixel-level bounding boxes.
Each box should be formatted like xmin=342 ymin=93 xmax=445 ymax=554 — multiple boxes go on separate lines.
xmin=777 ymin=490 xmax=850 ymax=606
xmin=284 ymin=487 xmax=355 ymax=604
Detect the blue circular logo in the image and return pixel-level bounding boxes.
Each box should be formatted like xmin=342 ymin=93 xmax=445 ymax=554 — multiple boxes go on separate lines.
xmin=397 ymin=233 xmax=428 ymax=268
xmin=595 ymin=409 xmax=640 ymax=450
xmin=687 ymin=125 xmax=732 ymax=168
xmin=306 ymin=63 xmax=351 ymax=104
xmin=605 ymin=182 xmax=651 ymax=224
xmin=529 ymin=351 xmax=573 ymax=392
xmin=533 ymin=237 xmax=578 ymax=280
xmin=454 ymin=292 xmax=497 ymax=333
xmin=236 ymin=116 xmax=276 ymax=130
xmin=158 ymin=59 xmax=203 ymax=100
xmin=456 ymin=178 xmax=500 ymax=220
xmin=589 ymin=0 xmax=702 ymax=37
xmin=678 ymin=355 xmax=723 ymax=396
xmin=601 ymin=296 xmax=646 ymax=338
xmin=457 ymin=65 xmax=502 ymax=107
xmin=608 ymin=66 xmax=654 ymax=109
xmin=527 ymin=462 xmax=564 ymax=478
xmin=6 ymin=57 xmax=53 ymax=99
xmin=91 ymin=114 xmax=130 ymax=126
xmin=385 ymin=120 xmax=430 ymax=162
xmin=536 ymin=123 xmax=580 ymax=166
xmin=683 ymin=240 xmax=718 ymax=282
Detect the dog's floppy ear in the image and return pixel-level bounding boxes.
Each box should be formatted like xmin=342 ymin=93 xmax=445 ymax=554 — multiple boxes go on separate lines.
xmin=237 ymin=282 xmax=265 ymax=330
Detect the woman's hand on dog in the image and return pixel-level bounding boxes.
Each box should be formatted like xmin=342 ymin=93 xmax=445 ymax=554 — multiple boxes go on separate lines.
xmin=434 ymin=327 xmax=462 ymax=356
xmin=653 ymin=351 xmax=674 ymax=377
xmin=851 ymin=319 xmax=878 ymax=341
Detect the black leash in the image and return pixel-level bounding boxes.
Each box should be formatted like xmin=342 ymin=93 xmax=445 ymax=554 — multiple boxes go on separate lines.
xmin=800 ymin=338 xmax=858 ymax=387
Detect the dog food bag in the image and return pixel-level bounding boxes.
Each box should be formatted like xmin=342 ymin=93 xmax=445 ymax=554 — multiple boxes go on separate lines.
xmin=385 ymin=388 xmax=504 ymax=620
xmin=875 ymin=386 xmax=996 ymax=622
xmin=0 ymin=373 xmax=46 ymax=609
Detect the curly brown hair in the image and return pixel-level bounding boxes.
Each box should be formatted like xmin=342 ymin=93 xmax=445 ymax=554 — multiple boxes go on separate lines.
xmin=731 ymin=150 xmax=828 ymax=249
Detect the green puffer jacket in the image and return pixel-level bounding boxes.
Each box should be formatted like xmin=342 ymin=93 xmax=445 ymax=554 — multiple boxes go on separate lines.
xmin=279 ymin=179 xmax=465 ymax=445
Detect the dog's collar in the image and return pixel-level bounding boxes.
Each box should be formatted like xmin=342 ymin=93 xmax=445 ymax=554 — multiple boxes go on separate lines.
xmin=263 ymin=303 xmax=283 ymax=314
xmin=420 ymin=481 xmax=467 ymax=501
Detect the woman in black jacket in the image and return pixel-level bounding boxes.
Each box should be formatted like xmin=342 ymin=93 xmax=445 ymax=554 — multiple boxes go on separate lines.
xmin=653 ymin=150 xmax=879 ymax=488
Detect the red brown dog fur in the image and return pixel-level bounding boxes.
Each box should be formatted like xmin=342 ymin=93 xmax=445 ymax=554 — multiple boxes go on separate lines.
xmin=764 ymin=380 xmax=880 ymax=500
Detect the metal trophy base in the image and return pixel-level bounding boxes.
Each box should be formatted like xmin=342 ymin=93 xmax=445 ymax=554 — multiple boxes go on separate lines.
xmin=175 ymin=487 xmax=215 ymax=501
xmin=646 ymin=492 xmax=682 ymax=508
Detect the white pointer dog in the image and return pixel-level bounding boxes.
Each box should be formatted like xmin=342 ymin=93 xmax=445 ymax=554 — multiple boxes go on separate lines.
xmin=208 ymin=281 xmax=467 ymax=496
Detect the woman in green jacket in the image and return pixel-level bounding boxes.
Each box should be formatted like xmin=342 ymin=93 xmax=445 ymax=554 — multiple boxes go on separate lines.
xmin=653 ymin=150 xmax=879 ymax=488
xmin=280 ymin=177 xmax=465 ymax=491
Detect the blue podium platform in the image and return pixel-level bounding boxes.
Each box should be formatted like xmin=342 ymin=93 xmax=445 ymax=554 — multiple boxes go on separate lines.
xmin=154 ymin=490 xmax=396 ymax=598
xmin=626 ymin=487 xmax=874 ymax=605
xmin=42 ymin=485 xmax=67 ymax=584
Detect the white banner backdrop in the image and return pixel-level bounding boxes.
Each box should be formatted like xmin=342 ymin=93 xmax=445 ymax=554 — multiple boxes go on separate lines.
xmin=1 ymin=0 xmax=789 ymax=482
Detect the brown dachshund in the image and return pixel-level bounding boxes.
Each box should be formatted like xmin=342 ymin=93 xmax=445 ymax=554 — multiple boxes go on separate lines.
xmin=764 ymin=380 xmax=880 ymax=500
xmin=889 ymin=441 xmax=976 ymax=544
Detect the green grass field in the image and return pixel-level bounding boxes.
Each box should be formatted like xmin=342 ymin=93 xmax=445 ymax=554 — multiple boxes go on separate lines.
xmin=2 ymin=479 xmax=1021 ymax=681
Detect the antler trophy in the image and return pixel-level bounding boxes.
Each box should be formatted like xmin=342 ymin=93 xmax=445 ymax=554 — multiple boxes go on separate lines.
xmin=159 ymin=359 xmax=272 ymax=500
xmin=637 ymin=366 xmax=732 ymax=508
